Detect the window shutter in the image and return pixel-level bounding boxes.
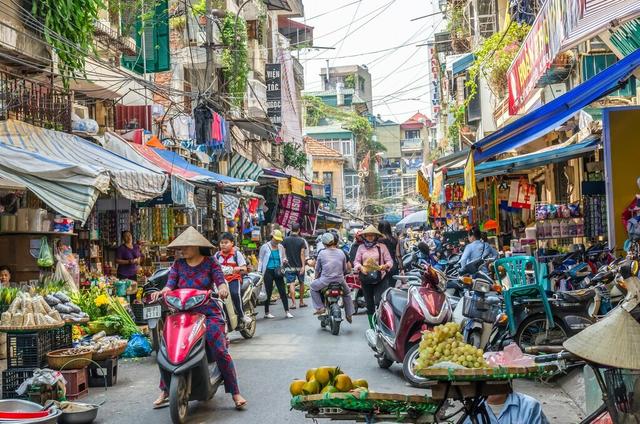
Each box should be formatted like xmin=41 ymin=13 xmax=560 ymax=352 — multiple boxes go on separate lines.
xmin=122 ymin=0 xmax=170 ymax=74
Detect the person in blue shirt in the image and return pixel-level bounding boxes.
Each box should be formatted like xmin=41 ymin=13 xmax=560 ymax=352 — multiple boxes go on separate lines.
xmin=464 ymin=392 xmax=549 ymax=424
xmin=459 ymin=227 xmax=498 ymax=271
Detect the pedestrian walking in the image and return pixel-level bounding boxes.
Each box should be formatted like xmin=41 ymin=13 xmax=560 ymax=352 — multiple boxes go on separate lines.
xmin=353 ymin=225 xmax=393 ymax=329
xmin=258 ymin=229 xmax=293 ymax=319
xmin=378 ymin=220 xmax=400 ymax=286
xmin=282 ymin=223 xmax=308 ymax=309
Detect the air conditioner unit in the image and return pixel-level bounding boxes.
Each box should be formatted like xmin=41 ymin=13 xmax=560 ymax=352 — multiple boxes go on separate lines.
xmin=73 ymin=104 xmax=89 ymax=120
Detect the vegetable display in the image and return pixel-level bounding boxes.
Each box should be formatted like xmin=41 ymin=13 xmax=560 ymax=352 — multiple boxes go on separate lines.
xmin=0 ymin=287 xmax=19 ymax=306
xmin=415 ymin=322 xmax=488 ymax=370
xmin=77 ymin=332 xmax=128 ymax=355
xmin=44 ymin=292 xmax=89 ymax=322
xmin=0 ymin=292 xmax=64 ymax=328
xmin=290 ymin=367 xmax=369 ymax=397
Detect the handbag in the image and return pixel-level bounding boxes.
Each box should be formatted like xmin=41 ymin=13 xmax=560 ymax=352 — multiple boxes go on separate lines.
xmin=359 ymin=246 xmax=383 ymax=285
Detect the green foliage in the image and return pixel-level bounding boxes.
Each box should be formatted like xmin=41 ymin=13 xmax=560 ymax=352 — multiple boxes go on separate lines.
xmin=191 ymin=0 xmax=207 ymax=16
xmin=343 ymin=74 xmax=356 ymax=90
xmin=221 ymin=13 xmax=249 ymax=107
xmin=466 ymin=22 xmax=531 ymax=101
xmin=283 ymin=143 xmax=308 ymax=172
xmin=32 ymin=0 xmax=105 ymax=88
xmin=169 ymin=15 xmax=186 ymax=31
xmin=447 ymin=105 xmax=465 ymax=148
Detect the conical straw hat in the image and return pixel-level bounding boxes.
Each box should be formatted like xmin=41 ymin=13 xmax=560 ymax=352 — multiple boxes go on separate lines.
xmin=167 ymin=226 xmax=213 ymax=248
xmin=563 ymin=307 xmax=640 ymax=370
xmin=361 ymin=225 xmax=383 ymax=237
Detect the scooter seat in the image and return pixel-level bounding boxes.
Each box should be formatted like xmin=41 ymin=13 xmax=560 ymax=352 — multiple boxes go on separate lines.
xmin=241 ymin=278 xmax=252 ymax=294
xmin=386 ymin=288 xmax=409 ymax=318
xmin=557 ymin=289 xmax=595 ymax=303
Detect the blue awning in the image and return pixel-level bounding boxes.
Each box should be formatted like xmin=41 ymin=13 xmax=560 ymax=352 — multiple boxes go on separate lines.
xmin=452 ymin=53 xmax=474 ymax=75
xmin=153 ymin=149 xmax=257 ymax=187
xmin=473 ymin=47 xmax=640 ymax=163
xmin=448 ymin=136 xmax=600 ymax=183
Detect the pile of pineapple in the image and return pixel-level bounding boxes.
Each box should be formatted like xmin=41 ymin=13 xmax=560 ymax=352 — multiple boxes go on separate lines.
xmin=415 ymin=322 xmax=488 ymax=370
xmin=290 ymin=367 xmax=369 ymax=397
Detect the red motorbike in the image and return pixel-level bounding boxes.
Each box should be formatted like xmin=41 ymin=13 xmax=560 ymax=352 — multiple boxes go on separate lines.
xmin=365 ymin=266 xmax=452 ymax=387
xmin=156 ymin=288 xmax=225 ymax=424
xmin=345 ymin=273 xmax=366 ymax=314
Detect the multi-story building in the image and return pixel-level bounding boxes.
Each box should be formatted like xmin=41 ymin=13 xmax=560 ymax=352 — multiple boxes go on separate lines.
xmin=305 ymin=136 xmax=345 ymax=210
xmin=319 ymin=65 xmax=373 ymax=113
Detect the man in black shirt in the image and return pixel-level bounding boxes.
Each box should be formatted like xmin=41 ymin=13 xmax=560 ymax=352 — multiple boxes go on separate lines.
xmin=282 ymin=223 xmax=308 ymax=308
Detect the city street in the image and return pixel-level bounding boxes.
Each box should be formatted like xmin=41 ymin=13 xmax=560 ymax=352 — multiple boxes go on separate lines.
xmin=86 ymin=303 xmax=584 ymax=423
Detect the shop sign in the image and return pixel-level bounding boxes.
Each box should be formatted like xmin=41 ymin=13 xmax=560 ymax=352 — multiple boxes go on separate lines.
xmin=265 ymin=63 xmax=282 ymax=128
xmin=507 ymin=0 xmax=585 ymax=115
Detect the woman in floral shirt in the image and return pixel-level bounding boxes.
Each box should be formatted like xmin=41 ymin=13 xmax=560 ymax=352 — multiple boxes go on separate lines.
xmin=152 ymin=227 xmax=247 ymax=410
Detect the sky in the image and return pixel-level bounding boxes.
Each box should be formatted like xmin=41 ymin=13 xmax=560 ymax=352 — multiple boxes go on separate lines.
xmin=294 ymin=0 xmax=445 ymax=124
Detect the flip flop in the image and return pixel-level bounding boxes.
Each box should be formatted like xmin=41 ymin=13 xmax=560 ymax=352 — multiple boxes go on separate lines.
xmin=289 ymin=304 xmax=297 ymax=309
xmin=299 ymin=303 xmax=308 ymax=308
xmin=153 ymin=396 xmax=169 ymax=409
xmin=235 ymin=400 xmax=248 ymax=410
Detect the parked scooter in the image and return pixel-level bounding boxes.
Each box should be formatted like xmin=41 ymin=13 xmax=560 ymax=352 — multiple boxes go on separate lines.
xmin=156 ymin=288 xmax=225 ymax=424
xmin=224 ymin=272 xmax=263 ymax=339
xmin=365 ymin=266 xmax=452 ymax=387
xmin=318 ymin=282 xmax=345 ymax=335
xmin=345 ymin=273 xmax=365 ymax=315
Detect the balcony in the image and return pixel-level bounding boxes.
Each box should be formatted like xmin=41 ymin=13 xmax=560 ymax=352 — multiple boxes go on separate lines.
xmin=401 ymin=138 xmax=423 ymax=151
xmin=247 ymin=77 xmax=268 ymax=118
xmin=93 ymin=20 xmax=136 ymax=56
xmin=248 ymin=39 xmax=268 ymax=81
xmin=292 ymin=56 xmax=304 ymax=90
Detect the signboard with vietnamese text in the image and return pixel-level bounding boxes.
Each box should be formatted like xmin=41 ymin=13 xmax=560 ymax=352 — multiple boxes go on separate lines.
xmin=507 ymin=0 xmax=585 ymax=115
xmin=265 ymin=63 xmax=282 ymax=128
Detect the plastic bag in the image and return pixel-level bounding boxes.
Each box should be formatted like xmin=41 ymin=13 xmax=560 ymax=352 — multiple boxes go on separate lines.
xmin=37 ymin=237 xmax=54 ymax=267
xmin=122 ymin=334 xmax=152 ymax=358
xmin=16 ymin=368 xmax=66 ymax=396
xmin=53 ymin=261 xmax=78 ymax=293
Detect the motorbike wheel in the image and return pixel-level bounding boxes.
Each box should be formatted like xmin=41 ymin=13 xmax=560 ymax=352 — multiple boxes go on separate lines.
xmin=465 ymin=329 xmax=481 ymax=349
xmin=240 ymin=303 xmax=257 ymax=339
xmin=320 ymin=317 xmax=327 ymax=328
xmin=330 ymin=317 xmax=341 ymax=336
xmin=169 ymin=374 xmax=189 ymax=424
xmin=515 ymin=315 xmax=568 ymax=349
xmin=151 ymin=317 xmax=164 ymax=354
xmin=377 ymin=355 xmax=393 ymax=369
xmin=403 ymin=344 xmax=430 ymax=388
xmin=330 ymin=304 xmax=341 ymax=335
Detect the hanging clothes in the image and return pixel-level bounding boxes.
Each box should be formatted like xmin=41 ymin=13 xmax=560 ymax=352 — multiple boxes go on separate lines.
xmin=194 ymin=104 xmax=213 ymax=145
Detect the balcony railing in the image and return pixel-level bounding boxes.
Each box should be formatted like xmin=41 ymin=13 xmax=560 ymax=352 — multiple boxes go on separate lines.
xmin=401 ymin=138 xmax=423 ymax=151
xmin=93 ymin=20 xmax=137 ymax=55
xmin=0 ymin=69 xmax=71 ymax=132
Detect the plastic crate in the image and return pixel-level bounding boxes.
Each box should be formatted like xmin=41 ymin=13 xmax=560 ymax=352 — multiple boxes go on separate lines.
xmin=6 ymin=332 xmax=52 ymax=369
xmin=88 ymin=357 xmax=118 ymax=387
xmin=132 ymin=303 xmax=146 ymax=324
xmin=2 ymin=368 xmax=34 ymax=399
xmin=462 ymin=294 xmax=501 ymax=323
xmin=61 ymin=368 xmax=88 ymax=400
xmin=50 ymin=326 xmax=72 ymax=351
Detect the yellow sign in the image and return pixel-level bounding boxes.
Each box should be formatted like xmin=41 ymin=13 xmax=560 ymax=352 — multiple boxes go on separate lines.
xmin=463 ymin=152 xmax=477 ymax=200
xmin=290 ymin=177 xmax=306 ymax=197
xmin=417 ymin=171 xmax=430 ymax=201
xmin=277 ymin=178 xmax=291 ymax=195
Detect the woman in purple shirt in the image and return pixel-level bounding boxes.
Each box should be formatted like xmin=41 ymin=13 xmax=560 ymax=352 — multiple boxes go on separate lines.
xmin=115 ymin=230 xmax=141 ymax=280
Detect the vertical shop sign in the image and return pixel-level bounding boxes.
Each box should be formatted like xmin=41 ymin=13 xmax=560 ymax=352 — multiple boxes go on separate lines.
xmin=507 ymin=0 xmax=585 ymax=115
xmin=266 ymin=64 xmax=282 ymax=128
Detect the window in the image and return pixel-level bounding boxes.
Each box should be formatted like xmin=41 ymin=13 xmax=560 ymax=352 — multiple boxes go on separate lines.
xmin=404 ymin=130 xmax=420 ymax=139
xmin=403 ymin=176 xmax=416 ymax=195
xmin=323 ymin=171 xmax=333 ymax=198
xmin=344 ymin=172 xmax=359 ymax=200
xmin=319 ymin=138 xmax=354 ymax=157
xmin=313 ymin=172 xmax=319 ymax=181
xmin=381 ymin=177 xmax=401 ymax=197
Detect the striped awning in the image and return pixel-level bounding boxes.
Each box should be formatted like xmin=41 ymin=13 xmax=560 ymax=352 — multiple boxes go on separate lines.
xmin=0 ymin=120 xmax=168 ymax=201
xmin=229 ymin=154 xmax=263 ymax=182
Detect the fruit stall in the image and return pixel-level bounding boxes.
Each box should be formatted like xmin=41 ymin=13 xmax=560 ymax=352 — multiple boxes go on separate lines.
xmin=290 ymin=323 xmax=557 ymax=423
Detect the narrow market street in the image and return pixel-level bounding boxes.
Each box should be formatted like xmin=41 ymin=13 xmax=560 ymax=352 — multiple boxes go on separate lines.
xmin=85 ymin=304 xmax=583 ymax=423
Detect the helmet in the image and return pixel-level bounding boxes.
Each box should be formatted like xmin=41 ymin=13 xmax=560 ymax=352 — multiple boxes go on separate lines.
xmin=320 ymin=232 xmax=336 ymax=246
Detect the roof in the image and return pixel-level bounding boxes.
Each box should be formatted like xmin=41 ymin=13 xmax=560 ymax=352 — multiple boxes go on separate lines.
xmin=304 ymin=137 xmax=343 ymax=159
xmin=401 ymin=112 xmax=433 ymax=129
xmin=473 ymin=47 xmax=640 ymax=162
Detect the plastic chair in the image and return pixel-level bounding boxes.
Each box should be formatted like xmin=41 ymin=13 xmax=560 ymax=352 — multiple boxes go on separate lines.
xmin=493 ymin=256 xmax=555 ymax=335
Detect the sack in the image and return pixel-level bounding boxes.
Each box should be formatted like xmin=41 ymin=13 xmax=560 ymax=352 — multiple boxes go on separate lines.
xmin=37 ymin=237 xmax=54 ymax=268
xmin=359 ymin=270 xmax=382 ymax=285
xmin=122 ymin=333 xmax=152 ymax=358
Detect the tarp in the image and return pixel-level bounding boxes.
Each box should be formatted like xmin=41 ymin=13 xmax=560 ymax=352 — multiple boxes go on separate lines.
xmin=0 ymin=120 xmax=167 ymax=200
xmin=448 ymin=136 xmax=600 ymax=183
xmin=229 ymin=154 xmax=264 ymax=182
xmin=153 ymin=149 xmax=258 ymax=187
xmin=473 ymin=47 xmax=640 ymax=162
xmin=0 ymin=143 xmax=109 ymax=222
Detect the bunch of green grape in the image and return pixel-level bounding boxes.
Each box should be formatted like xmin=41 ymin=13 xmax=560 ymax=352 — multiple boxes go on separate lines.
xmin=415 ymin=322 xmax=488 ymax=370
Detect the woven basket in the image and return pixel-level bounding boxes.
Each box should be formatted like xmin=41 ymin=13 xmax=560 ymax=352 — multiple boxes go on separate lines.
xmin=416 ymin=365 xmax=557 ymax=381
xmin=47 ymin=348 xmax=93 ymax=370
xmin=92 ymin=342 xmax=127 ymax=361
xmin=0 ymin=322 xmax=65 ymax=333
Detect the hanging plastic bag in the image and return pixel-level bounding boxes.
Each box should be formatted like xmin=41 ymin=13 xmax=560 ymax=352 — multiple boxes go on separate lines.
xmin=122 ymin=333 xmax=152 ymax=358
xmin=53 ymin=261 xmax=78 ymax=293
xmin=37 ymin=237 xmax=54 ymax=268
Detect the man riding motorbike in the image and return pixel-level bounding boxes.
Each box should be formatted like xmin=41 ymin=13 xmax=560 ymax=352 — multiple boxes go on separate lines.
xmin=459 ymin=227 xmax=498 ymax=272
xmin=310 ymin=232 xmax=355 ymax=323
xmin=150 ymin=227 xmax=247 ymax=410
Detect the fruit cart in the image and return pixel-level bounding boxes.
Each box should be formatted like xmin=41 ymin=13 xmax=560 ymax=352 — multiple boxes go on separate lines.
xmin=417 ymin=365 xmax=557 ymax=423
xmin=291 ymin=391 xmax=438 ymax=423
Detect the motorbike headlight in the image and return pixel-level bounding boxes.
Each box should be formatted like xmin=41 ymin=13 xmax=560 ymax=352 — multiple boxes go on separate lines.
xmin=184 ymin=294 xmax=206 ymax=310
xmin=165 ymin=295 xmax=183 ymax=310
xmin=582 ymin=276 xmax=591 ymax=286
xmin=472 ymin=280 xmax=491 ymax=293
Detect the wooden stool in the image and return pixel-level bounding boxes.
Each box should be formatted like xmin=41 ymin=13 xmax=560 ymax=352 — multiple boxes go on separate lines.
xmin=61 ymin=368 xmax=88 ymax=400
xmin=88 ymin=357 xmax=118 ymax=387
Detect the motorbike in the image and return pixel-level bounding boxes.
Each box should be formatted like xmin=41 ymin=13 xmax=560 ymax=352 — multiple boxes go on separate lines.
xmin=318 ymin=282 xmax=345 ymax=335
xmin=224 ymin=272 xmax=263 ymax=339
xmin=157 ymin=288 xmax=225 ymax=424
xmin=142 ymin=268 xmax=171 ymax=353
xmin=345 ymin=273 xmax=366 ymax=314
xmin=366 ymin=266 xmax=452 ymax=387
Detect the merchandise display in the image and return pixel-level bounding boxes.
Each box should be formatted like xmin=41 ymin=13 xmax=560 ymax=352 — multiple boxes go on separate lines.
xmin=0 ymin=293 xmax=64 ymax=329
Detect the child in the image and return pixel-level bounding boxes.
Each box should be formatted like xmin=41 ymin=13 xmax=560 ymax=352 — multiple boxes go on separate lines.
xmin=214 ymin=233 xmax=250 ymax=323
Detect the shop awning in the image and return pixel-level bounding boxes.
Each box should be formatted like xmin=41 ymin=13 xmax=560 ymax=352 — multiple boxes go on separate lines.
xmin=0 ymin=142 xmax=109 ymax=222
xmin=153 ymin=149 xmax=258 ymax=187
xmin=452 ymin=53 xmax=474 ymax=75
xmin=473 ymin=47 xmax=640 ymax=163
xmin=230 ymin=118 xmax=278 ymax=140
xmin=229 ymin=154 xmax=264 ymax=182
xmin=318 ymin=209 xmax=346 ymax=224
xmin=448 ymin=136 xmax=600 ymax=183
xmin=0 ymin=120 xmax=168 ymax=201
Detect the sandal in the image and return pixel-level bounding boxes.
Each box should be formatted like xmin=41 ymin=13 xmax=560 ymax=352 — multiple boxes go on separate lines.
xmin=299 ymin=303 xmax=308 ymax=308
xmin=313 ymin=308 xmax=326 ymax=316
xmin=153 ymin=393 xmax=169 ymax=409
xmin=234 ymin=395 xmax=248 ymax=410
xmin=289 ymin=304 xmax=297 ymax=310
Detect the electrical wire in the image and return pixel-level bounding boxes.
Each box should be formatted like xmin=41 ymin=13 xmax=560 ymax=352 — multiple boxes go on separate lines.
xmin=333 ymin=0 xmax=362 ymax=59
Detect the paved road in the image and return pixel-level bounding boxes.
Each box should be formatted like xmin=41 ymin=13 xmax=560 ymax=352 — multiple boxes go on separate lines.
xmin=85 ymin=302 xmax=583 ymax=423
